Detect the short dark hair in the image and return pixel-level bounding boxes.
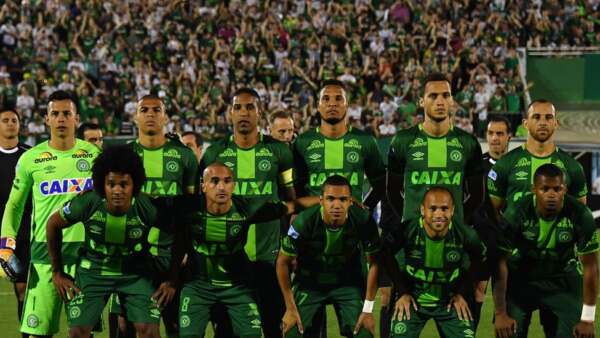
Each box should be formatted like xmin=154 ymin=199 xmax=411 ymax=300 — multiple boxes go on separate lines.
xmin=138 ymin=94 xmax=163 ymax=103
xmin=77 ymin=122 xmax=101 ymax=139
xmin=526 ymin=99 xmax=555 ymax=118
xmin=422 ymin=186 xmax=454 ymax=205
xmin=182 ymin=131 xmax=203 ymax=147
xmin=0 ymin=108 xmax=20 ymax=122
xmin=92 ymin=145 xmax=146 ymax=197
xmin=48 ymin=90 xmax=77 ymax=114
xmin=269 ymin=110 xmax=292 ymax=124
xmin=534 ymin=163 xmax=564 ymax=184
xmin=231 ymin=87 xmax=261 ymax=104
xmin=321 ymin=175 xmax=352 ymax=194
xmin=487 ymin=116 xmax=511 ymax=133
xmin=423 ymin=73 xmax=450 ymax=93
xmin=320 ymin=79 xmax=346 ymax=91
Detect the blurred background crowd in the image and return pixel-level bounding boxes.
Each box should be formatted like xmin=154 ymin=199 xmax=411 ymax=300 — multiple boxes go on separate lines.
xmin=0 ymin=0 xmax=598 ymax=145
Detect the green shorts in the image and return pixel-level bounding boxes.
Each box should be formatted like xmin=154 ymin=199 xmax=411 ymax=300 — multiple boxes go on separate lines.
xmin=66 ymin=267 xmax=161 ymax=327
xmin=179 ymin=279 xmax=261 ymax=338
xmin=507 ymin=269 xmax=582 ymax=338
xmin=20 ymin=263 xmax=77 ymax=335
xmin=390 ymin=305 xmax=475 ymax=338
xmin=285 ymin=284 xmax=372 ymax=338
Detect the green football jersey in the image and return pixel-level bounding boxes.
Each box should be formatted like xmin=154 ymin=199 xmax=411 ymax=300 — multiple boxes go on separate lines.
xmin=131 ymin=139 xmax=198 ymax=257
xmin=487 ymin=145 xmax=587 ymax=211
xmin=280 ymin=205 xmax=380 ymax=288
xmin=388 ymin=124 xmax=485 ymax=222
xmin=1 ymin=139 xmax=100 ymax=264
xmin=383 ymin=218 xmax=486 ymax=307
xmin=182 ymin=195 xmax=288 ymax=287
xmin=292 ymin=127 xmax=385 ymax=201
xmin=499 ymin=194 xmax=599 ymax=280
xmin=200 ymin=134 xmax=294 ymax=263
xmin=59 ymin=191 xmax=167 ymax=276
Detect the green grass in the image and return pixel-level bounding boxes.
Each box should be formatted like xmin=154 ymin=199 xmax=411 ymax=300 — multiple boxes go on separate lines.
xmin=2 ymin=281 xmax=598 ymax=338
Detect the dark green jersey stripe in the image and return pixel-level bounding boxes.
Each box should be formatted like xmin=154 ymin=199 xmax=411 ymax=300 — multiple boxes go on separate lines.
xmin=105 ymin=213 xmax=127 ymax=244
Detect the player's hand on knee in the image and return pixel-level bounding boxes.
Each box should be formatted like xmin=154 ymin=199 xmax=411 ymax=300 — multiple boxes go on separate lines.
xmin=0 ymin=237 xmax=23 ymax=282
xmin=281 ymin=308 xmax=303 ymax=335
xmin=394 ymin=293 xmax=417 ymax=321
xmin=354 ymin=312 xmax=375 ymax=336
xmin=151 ymin=280 xmax=176 ymax=308
xmin=573 ymin=321 xmax=595 ymax=338
xmin=51 ymin=271 xmax=80 ymax=302
xmin=447 ymin=294 xmax=472 ymax=321
xmin=494 ymin=311 xmax=516 ymax=338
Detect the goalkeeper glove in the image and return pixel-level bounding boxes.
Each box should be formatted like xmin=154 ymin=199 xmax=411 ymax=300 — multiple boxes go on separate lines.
xmin=0 ymin=237 xmax=24 ymax=282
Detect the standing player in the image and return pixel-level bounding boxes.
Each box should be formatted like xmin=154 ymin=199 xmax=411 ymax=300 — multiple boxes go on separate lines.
xmin=493 ymin=164 xmax=598 ymax=338
xmin=178 ymin=163 xmax=310 ymax=338
xmin=77 ymin=122 xmax=103 ymax=149
xmin=383 ymin=73 xmax=485 ymax=336
xmin=487 ymin=100 xmax=588 ymax=337
xmin=293 ymin=79 xmax=386 ymax=209
xmin=46 ymin=145 xmax=178 ymax=338
xmin=470 ymin=116 xmax=512 ymax=328
xmin=0 ymin=108 xmax=31 ymax=338
xmin=181 ymin=131 xmax=203 ymax=163
xmin=200 ymin=88 xmax=295 ymax=338
xmin=269 ymin=110 xmax=295 ymax=144
xmin=277 ymin=175 xmax=381 ymax=338
xmin=384 ymin=187 xmax=487 ymax=338
xmin=0 ymin=91 xmax=100 ymax=337
xmin=127 ymin=94 xmax=198 ymax=337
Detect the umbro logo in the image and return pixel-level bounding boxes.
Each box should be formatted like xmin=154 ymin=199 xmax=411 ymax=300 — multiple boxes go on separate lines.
xmin=412 ymin=152 xmax=424 ymax=160
xmin=309 ymin=153 xmax=322 ymax=163
xmin=515 ymin=171 xmax=528 ymax=180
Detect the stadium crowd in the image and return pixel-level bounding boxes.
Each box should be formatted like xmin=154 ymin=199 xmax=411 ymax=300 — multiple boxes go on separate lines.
xmin=0 ymin=0 xmax=599 ymax=145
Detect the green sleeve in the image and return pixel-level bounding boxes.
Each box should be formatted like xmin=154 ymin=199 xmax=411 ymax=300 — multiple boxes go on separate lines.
xmin=276 ymin=143 xmax=295 ymax=189
xmin=199 ymin=144 xmax=220 ymax=174
xmin=1 ymin=155 xmax=33 ymax=238
xmin=136 ymin=195 xmax=161 ymax=230
xmin=465 ymin=136 xmax=485 ymax=178
xmin=292 ymin=138 xmax=310 ymax=196
xmin=463 ymin=225 xmax=487 ymax=262
xmin=59 ymin=192 xmax=98 ymax=225
xmin=280 ymin=216 xmax=306 ymax=257
xmin=363 ymin=135 xmax=386 ymax=186
xmin=574 ymin=205 xmax=599 ymax=255
xmin=381 ymin=219 xmax=408 ymax=254
xmin=356 ymin=208 xmax=381 ymax=255
xmin=496 ymin=207 xmax=522 ymax=253
xmin=387 ymin=133 xmax=406 ymax=177
xmin=182 ymin=148 xmax=200 ymax=193
xmin=567 ymin=159 xmax=588 ymax=198
xmin=245 ymin=198 xmax=289 ymax=223
xmin=487 ymin=157 xmax=510 ymax=200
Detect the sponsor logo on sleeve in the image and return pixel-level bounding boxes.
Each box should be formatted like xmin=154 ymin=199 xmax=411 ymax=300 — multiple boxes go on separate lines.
xmin=287 ymin=225 xmax=300 ymax=239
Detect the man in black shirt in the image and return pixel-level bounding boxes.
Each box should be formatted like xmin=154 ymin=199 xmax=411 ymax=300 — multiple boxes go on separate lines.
xmin=0 ymin=109 xmax=31 ymax=338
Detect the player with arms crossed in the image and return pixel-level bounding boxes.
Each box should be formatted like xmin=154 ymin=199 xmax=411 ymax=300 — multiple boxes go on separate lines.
xmin=200 ymin=88 xmax=295 ymax=338
xmin=383 ymin=187 xmax=487 ymax=338
xmin=178 ymin=162 xmax=312 ymax=338
xmin=277 ymin=175 xmax=381 ymax=338
xmin=47 ymin=145 xmax=180 ymax=338
xmin=1 ymin=91 xmax=100 ymax=337
xmin=493 ymin=164 xmax=598 ymax=338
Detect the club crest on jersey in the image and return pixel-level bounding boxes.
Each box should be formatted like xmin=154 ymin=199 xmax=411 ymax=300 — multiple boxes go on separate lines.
xmin=258 ymin=160 xmax=271 ymax=171
xmin=40 ymin=178 xmax=94 ymax=195
xmin=166 ymin=161 xmax=179 ymax=173
xmin=76 ymin=159 xmax=90 ymax=172
xmin=346 ymin=151 xmax=359 ymax=163
xmin=71 ymin=149 xmax=94 ymax=159
xmin=34 ymin=151 xmax=57 ymax=163
xmin=450 ymin=150 xmax=462 ymax=162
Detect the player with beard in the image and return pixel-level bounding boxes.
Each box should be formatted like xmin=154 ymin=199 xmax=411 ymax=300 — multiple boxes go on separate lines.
xmin=493 ymin=164 xmax=598 ymax=338
xmin=383 ymin=73 xmax=485 ymax=337
xmin=488 ymin=100 xmax=588 ymax=337
xmin=292 ymin=79 xmax=386 ymax=337
xmin=0 ymin=109 xmax=31 ymax=338
xmin=469 ymin=116 xmax=512 ymax=329
xmin=201 ymin=88 xmax=295 ymax=338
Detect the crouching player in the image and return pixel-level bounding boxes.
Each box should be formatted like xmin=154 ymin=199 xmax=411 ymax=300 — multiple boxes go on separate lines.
xmin=277 ymin=175 xmax=381 ymax=338
xmin=494 ymin=163 xmax=598 ymax=338
xmin=383 ymin=187 xmax=486 ymax=338
xmin=47 ymin=145 xmax=180 ymax=338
